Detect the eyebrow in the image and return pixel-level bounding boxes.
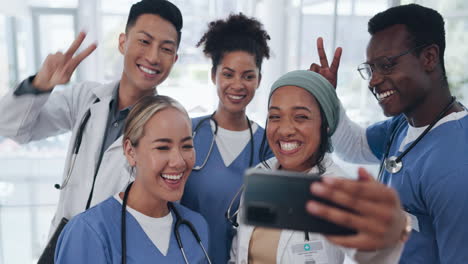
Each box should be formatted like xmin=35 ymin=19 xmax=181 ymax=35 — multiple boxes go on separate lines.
xmin=137 ymin=31 xmax=176 ymax=46
xmin=268 ymin=106 xmax=312 ymax=112
xmin=223 ymin=67 xmax=256 ymax=74
xmin=152 ymin=136 xmax=193 ymax=143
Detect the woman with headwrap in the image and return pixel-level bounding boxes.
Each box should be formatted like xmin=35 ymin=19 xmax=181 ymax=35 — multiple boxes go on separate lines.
xmin=230 ymin=70 xmax=407 ymax=264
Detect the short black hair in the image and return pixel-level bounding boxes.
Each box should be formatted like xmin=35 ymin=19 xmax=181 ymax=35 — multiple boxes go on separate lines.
xmin=368 ymin=4 xmax=447 ymax=80
xmin=197 ymin=13 xmax=271 ymax=73
xmin=126 ymin=0 xmax=183 ymax=46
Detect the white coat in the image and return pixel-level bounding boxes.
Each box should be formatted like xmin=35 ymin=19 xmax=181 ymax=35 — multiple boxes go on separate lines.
xmin=230 ymin=156 xmax=403 ymax=264
xmin=0 ymin=80 xmax=134 ymax=236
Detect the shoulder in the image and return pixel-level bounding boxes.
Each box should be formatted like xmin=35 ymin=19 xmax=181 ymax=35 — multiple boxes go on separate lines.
xmin=367 ymin=114 xmax=406 ymax=134
xmin=253 ymin=121 xmax=265 ymax=137
xmin=67 ymin=81 xmax=113 ymax=110
xmin=191 ymin=115 xmax=210 ymax=124
xmin=69 ymin=197 xmax=120 ymax=231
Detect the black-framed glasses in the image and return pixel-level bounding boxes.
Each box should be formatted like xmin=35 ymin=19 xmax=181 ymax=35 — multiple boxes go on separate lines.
xmin=357 ymin=44 xmax=428 ymax=80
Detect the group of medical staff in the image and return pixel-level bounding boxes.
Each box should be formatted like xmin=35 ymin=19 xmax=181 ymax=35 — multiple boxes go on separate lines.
xmin=1 ymin=0 xmax=467 ymax=263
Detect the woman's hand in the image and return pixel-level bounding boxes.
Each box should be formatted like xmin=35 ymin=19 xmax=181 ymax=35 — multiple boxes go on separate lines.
xmin=306 ymin=167 xmax=407 ymax=250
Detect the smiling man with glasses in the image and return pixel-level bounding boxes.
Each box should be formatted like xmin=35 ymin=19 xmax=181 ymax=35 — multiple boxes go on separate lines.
xmin=357 ymin=44 xmax=428 ymax=81
xmin=310 ymin=4 xmax=468 ymax=264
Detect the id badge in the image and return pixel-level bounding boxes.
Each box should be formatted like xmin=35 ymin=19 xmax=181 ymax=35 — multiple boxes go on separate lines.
xmin=289 ymin=239 xmax=329 ymax=264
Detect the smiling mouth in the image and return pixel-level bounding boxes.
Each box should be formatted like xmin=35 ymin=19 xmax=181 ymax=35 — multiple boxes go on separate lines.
xmin=138 ymin=65 xmax=161 ymax=75
xmin=279 ymin=141 xmax=301 ymax=152
xmin=374 ymin=89 xmax=396 ymax=101
xmin=160 ymin=173 xmax=183 ymax=181
xmin=227 ymin=94 xmax=246 ymax=100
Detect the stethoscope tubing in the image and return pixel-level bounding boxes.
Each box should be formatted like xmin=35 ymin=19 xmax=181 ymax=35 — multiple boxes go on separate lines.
xmin=378 ymin=97 xmax=458 ymax=181
xmin=121 ymin=182 xmax=211 ymax=264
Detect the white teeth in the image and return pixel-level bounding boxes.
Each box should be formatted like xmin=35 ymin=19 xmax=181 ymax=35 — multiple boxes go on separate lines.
xmin=161 ymin=173 xmax=183 ymax=181
xmin=280 ymin=141 xmax=300 ymax=151
xmin=228 ymin=94 xmax=245 ymax=100
xmin=139 ymin=65 xmax=157 ymax=75
xmin=376 ymin=90 xmax=395 ymax=101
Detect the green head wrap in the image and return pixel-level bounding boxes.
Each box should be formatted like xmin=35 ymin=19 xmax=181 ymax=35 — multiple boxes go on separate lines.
xmin=269 ymin=70 xmax=340 ymax=135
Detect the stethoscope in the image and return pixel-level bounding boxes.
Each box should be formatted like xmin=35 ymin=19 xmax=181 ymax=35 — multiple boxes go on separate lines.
xmin=121 ymin=182 xmax=212 ymax=264
xmin=55 ymin=98 xmax=100 ymax=190
xmin=192 ymin=112 xmax=254 ymax=171
xmin=377 ymin=97 xmax=457 ymax=182
xmin=191 ymin=112 xmax=254 ymax=227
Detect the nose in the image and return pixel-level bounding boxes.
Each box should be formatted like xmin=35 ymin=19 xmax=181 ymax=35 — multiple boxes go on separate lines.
xmin=231 ymin=76 xmax=246 ymax=91
xmin=146 ymin=47 xmax=161 ymax=65
xmin=278 ymin=117 xmax=295 ymax=138
xmin=168 ymin=149 xmax=186 ymax=170
xmin=368 ymin=70 xmax=384 ymax=89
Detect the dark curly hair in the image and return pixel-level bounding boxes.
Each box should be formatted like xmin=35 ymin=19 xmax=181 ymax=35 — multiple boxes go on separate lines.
xmin=197 ymin=13 xmax=271 ymax=73
xmin=368 ymin=4 xmax=447 ymax=83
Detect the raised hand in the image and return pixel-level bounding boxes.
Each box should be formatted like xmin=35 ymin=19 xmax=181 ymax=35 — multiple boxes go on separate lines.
xmin=306 ymin=168 xmax=407 ymax=250
xmin=309 ymin=37 xmax=342 ymax=89
xmin=32 ymin=32 xmax=97 ymax=91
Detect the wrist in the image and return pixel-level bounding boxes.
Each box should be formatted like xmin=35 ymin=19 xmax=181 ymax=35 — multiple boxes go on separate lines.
xmin=32 ymin=76 xmax=52 ymax=91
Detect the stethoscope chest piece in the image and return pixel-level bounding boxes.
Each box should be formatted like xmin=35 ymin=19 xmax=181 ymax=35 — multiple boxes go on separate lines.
xmin=384 ymin=156 xmax=402 ymax=174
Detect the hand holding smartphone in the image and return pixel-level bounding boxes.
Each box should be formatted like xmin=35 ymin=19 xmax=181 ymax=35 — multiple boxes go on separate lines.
xmin=242 ymin=168 xmax=356 ymax=235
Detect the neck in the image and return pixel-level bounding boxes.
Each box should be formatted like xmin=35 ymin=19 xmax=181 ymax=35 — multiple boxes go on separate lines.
xmin=214 ymin=106 xmax=248 ymax=131
xmin=119 ymin=180 xmax=169 ymax=218
xmin=404 ymin=88 xmax=461 ymax=127
xmin=118 ymin=80 xmax=156 ymax=110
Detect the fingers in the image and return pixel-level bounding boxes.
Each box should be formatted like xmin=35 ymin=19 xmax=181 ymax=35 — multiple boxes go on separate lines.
xmin=65 ymin=43 xmax=97 ymax=75
xmin=309 ymin=181 xmax=397 ymax=226
xmin=316 ymin=37 xmax=329 ymax=68
xmin=64 ymin=31 xmax=87 ymax=60
xmin=314 ymin=177 xmax=398 ymax=204
xmin=325 ymin=234 xmax=383 ymax=251
xmin=309 ymin=63 xmax=320 ymax=73
xmin=306 ymin=200 xmax=388 ymax=236
xmin=330 ymin=47 xmax=342 ymax=74
xmin=357 ymin=167 xmax=374 ymax=182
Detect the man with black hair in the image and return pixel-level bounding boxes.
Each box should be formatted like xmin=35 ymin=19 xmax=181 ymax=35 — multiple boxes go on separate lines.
xmin=310 ymin=4 xmax=468 ymax=263
xmin=0 ymin=0 xmax=183 ymax=241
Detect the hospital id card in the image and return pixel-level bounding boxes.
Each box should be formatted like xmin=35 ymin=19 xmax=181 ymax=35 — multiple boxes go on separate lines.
xmin=290 ymin=239 xmax=329 ymax=264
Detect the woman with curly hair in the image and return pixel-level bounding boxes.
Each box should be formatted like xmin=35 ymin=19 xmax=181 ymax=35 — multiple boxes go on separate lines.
xmin=180 ymin=13 xmax=273 ymax=263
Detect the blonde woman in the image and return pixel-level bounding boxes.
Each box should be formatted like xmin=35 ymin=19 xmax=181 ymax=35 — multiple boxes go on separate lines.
xmin=55 ymin=95 xmax=211 ymax=263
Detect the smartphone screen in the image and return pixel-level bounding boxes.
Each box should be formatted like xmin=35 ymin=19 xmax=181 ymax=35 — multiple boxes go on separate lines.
xmin=242 ymin=168 xmax=356 ymax=235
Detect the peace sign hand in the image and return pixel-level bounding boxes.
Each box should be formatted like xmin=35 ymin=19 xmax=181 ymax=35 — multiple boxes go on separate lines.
xmin=32 ymin=32 xmax=97 ymax=91
xmin=309 ymin=37 xmax=342 ymax=89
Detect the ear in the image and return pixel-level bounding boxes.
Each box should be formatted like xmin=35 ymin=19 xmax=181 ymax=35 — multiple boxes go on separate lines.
xmin=118 ymin=33 xmax=126 ymax=55
xmin=421 ymin=44 xmax=440 ymax=72
xmin=174 ymin=54 xmax=179 ymax=63
xmin=123 ymin=138 xmax=137 ymax=167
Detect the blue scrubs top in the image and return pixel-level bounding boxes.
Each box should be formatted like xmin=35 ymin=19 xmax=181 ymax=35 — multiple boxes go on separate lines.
xmin=55 ymin=197 xmax=210 ymax=264
xmin=181 ymin=115 xmax=273 ymax=264
xmin=367 ymin=114 xmax=468 ymax=264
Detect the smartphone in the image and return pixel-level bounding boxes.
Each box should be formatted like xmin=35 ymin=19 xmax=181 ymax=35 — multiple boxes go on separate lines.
xmin=242 ymin=168 xmax=356 ymax=235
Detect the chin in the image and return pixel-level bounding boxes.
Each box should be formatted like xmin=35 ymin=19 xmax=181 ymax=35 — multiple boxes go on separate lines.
xmin=380 ymin=105 xmax=403 ymax=117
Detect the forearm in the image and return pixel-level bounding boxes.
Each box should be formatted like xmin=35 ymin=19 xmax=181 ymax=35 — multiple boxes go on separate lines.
xmin=0 ymin=76 xmax=74 ymax=143
xmin=353 ymin=243 xmax=404 ymax=264
xmin=331 ymin=102 xmax=379 ymax=164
